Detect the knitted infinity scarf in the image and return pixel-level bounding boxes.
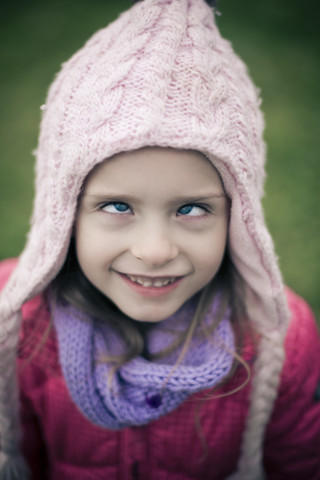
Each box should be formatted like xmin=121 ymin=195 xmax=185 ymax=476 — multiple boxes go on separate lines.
xmin=52 ymin=297 xmax=234 ymax=429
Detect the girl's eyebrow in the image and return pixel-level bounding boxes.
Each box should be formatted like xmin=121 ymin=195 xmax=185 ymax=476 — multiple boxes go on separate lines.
xmin=84 ymin=193 xmax=134 ymax=199
xmin=83 ymin=192 xmax=227 ymax=202
xmin=170 ymin=193 xmax=227 ymax=202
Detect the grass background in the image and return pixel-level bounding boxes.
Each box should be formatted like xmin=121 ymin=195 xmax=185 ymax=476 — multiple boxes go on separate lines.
xmin=0 ymin=0 xmax=319 ymax=320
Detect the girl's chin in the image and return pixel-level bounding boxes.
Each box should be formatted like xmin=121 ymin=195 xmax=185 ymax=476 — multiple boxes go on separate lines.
xmin=118 ymin=304 xmax=183 ymax=324
xmin=125 ymin=312 xmax=176 ymax=324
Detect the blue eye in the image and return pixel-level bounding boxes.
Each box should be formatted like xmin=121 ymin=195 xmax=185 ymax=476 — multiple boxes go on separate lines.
xmin=101 ymin=202 xmax=131 ymax=214
xmin=178 ymin=204 xmax=207 ymax=217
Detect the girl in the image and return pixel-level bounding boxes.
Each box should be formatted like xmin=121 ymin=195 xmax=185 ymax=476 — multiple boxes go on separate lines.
xmin=0 ymin=0 xmax=319 ymax=479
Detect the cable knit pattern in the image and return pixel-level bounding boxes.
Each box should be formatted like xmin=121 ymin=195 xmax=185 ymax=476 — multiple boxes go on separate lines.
xmin=0 ymin=1 xmax=290 ymax=479
xmin=53 ymin=297 xmax=234 ymax=428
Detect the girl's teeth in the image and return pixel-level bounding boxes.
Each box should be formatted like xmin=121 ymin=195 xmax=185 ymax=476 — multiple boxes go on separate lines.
xmin=127 ymin=275 xmax=175 ymax=287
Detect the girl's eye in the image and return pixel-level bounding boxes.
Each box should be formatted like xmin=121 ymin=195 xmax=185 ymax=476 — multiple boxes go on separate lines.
xmin=177 ymin=204 xmax=207 ymax=217
xmin=100 ymin=202 xmax=131 ymax=214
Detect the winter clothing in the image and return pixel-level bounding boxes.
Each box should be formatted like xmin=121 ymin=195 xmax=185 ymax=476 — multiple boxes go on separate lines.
xmin=1 ymin=258 xmax=320 ymax=480
xmin=52 ymin=296 xmax=234 ymax=429
xmin=0 ymin=0 xmax=312 ymax=478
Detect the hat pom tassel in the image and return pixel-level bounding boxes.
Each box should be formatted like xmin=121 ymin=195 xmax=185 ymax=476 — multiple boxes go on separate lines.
xmin=0 ymin=451 xmax=30 ymax=480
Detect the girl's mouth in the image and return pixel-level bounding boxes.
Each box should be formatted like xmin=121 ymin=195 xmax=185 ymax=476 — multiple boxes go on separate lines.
xmin=117 ymin=273 xmax=183 ymax=297
xmin=126 ymin=274 xmax=177 ymax=288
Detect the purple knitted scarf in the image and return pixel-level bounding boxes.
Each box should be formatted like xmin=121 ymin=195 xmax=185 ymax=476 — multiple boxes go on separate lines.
xmin=52 ymin=297 xmax=234 ymax=429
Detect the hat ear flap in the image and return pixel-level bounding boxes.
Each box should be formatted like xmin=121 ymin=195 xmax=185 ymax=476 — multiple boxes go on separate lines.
xmin=0 ymin=451 xmax=30 ymax=480
xmin=0 ymin=308 xmax=30 ymax=479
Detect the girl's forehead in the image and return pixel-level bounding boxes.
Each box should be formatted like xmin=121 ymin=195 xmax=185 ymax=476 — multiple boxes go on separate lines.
xmin=83 ymin=147 xmax=225 ymax=195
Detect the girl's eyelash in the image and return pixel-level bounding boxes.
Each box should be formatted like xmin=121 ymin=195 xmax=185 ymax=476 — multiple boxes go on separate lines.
xmin=97 ymin=201 xmax=132 ymax=214
xmin=95 ymin=201 xmax=213 ymax=216
xmin=177 ymin=203 xmax=212 ymax=216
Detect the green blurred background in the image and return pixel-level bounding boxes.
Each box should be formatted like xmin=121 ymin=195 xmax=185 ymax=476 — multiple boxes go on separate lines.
xmin=0 ymin=0 xmax=319 ymax=320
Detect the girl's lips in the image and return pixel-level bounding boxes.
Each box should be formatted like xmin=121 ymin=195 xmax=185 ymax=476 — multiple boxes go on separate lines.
xmin=117 ymin=273 xmax=184 ymax=298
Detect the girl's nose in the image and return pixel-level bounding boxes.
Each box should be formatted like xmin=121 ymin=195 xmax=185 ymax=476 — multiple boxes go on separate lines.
xmin=131 ymin=227 xmax=179 ymax=267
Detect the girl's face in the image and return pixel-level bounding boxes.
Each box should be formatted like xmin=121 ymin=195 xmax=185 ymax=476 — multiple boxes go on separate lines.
xmin=75 ymin=148 xmax=229 ymax=323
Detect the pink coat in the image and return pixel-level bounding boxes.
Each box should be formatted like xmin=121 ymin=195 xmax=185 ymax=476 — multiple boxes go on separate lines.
xmin=1 ymin=258 xmax=320 ymax=479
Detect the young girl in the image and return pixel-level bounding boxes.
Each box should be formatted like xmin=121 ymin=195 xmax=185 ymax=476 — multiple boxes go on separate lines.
xmin=0 ymin=0 xmax=319 ymax=479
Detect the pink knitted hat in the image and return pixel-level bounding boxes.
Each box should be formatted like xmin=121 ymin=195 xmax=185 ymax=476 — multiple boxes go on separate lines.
xmin=0 ymin=1 xmax=289 ymax=478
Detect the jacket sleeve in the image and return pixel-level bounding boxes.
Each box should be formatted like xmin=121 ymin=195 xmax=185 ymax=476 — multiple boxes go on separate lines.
xmin=263 ymin=288 xmax=320 ymax=479
xmin=0 ymin=259 xmax=49 ymax=479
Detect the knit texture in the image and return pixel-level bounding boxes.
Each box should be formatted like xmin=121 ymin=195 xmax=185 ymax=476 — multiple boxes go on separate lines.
xmin=0 ymin=1 xmax=289 ymax=479
xmin=53 ymin=296 xmax=234 ymax=428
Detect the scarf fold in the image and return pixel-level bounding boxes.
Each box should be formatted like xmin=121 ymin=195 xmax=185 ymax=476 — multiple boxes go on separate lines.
xmin=52 ymin=297 xmax=234 ymax=429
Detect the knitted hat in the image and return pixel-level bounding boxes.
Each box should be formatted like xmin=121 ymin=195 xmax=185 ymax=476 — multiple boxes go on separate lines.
xmin=0 ymin=0 xmax=289 ymax=478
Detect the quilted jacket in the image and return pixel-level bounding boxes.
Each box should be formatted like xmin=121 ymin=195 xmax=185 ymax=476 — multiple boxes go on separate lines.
xmin=1 ymin=258 xmax=320 ymax=480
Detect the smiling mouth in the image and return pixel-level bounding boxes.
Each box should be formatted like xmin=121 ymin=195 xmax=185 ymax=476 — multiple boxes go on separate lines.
xmin=124 ymin=274 xmax=178 ymax=288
